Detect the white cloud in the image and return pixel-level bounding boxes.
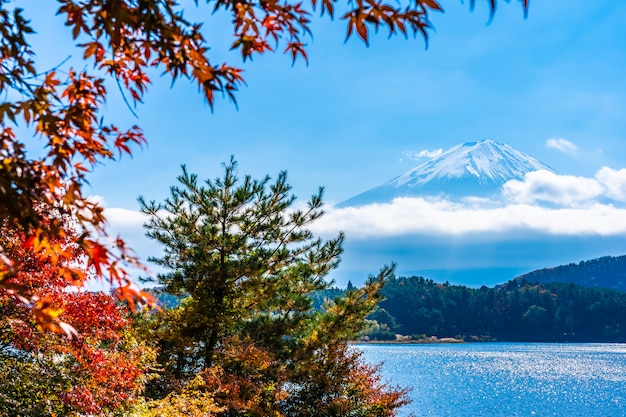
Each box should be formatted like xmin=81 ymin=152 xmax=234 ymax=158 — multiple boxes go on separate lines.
xmin=595 ymin=166 xmax=626 ymax=202
xmin=314 ymin=167 xmax=626 ymax=239
xmin=502 ymin=170 xmax=604 ymax=206
xmin=86 ymin=196 xmax=147 ymax=232
xmin=314 ymin=198 xmax=626 ymax=239
xmin=95 ymin=166 xmax=626 ymax=251
xmin=546 ymin=138 xmax=578 ymax=155
xmin=105 ymin=207 xmax=148 ymax=230
xmin=403 ymin=148 xmax=443 ymax=160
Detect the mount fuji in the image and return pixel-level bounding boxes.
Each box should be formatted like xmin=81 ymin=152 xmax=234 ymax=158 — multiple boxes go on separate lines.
xmin=339 ymin=139 xmax=556 ymax=207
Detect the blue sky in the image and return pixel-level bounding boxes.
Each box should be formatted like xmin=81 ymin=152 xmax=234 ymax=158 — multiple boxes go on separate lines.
xmin=24 ymin=1 xmax=626 ymax=286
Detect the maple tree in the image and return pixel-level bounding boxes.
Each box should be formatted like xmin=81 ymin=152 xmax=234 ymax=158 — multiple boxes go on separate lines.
xmin=135 ymin=159 xmax=408 ymax=416
xmin=0 ymin=0 xmax=529 ymax=328
xmin=0 ymin=216 xmax=154 ymax=416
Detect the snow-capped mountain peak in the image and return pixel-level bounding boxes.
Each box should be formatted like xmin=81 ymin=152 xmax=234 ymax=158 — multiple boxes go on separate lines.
xmin=340 ymin=139 xmax=556 ymax=207
xmin=393 ymin=139 xmax=554 ymax=187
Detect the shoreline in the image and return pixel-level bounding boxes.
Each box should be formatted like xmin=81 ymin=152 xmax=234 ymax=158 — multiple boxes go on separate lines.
xmin=353 ymin=336 xmax=465 ymax=345
xmin=352 ymin=338 xmax=626 ymax=345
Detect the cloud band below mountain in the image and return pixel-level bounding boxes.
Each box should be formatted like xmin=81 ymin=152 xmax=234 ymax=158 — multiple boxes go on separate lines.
xmin=315 ymin=199 xmax=626 ymax=238
xmin=99 ymin=167 xmax=626 ymax=258
xmin=316 ymin=167 xmax=626 ymax=239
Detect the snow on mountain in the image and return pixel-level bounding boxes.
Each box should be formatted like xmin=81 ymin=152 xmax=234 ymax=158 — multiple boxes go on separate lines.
xmin=339 ymin=139 xmax=556 ymax=207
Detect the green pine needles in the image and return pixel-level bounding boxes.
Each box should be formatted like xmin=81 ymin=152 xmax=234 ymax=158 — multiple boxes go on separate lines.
xmin=137 ymin=158 xmax=408 ymax=416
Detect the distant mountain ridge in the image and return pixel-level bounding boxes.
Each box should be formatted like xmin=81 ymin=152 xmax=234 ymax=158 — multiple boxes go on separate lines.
xmin=340 ymin=139 xmax=555 ymax=207
xmin=515 ymin=255 xmax=626 ymax=293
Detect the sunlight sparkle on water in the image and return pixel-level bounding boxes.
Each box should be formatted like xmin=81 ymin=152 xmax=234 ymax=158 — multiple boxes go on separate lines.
xmin=358 ymin=343 xmax=626 ymax=417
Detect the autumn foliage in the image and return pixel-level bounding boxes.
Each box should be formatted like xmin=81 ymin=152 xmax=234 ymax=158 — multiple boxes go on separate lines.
xmin=0 ymin=218 xmax=152 ymax=416
xmin=1 ymin=4 xmax=152 ymax=329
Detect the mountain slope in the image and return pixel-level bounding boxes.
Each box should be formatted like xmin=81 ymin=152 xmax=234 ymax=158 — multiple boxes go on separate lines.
xmin=340 ymin=139 xmax=555 ymax=207
xmin=515 ymin=255 xmax=626 ymax=293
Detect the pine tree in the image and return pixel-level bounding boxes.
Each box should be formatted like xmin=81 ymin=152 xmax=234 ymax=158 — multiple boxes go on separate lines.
xmin=138 ymin=158 xmax=407 ymax=416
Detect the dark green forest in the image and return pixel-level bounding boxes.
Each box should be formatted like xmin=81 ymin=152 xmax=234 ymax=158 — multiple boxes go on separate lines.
xmin=158 ymin=264 xmax=626 ymax=344
xmin=515 ymin=255 xmax=626 ymax=293
xmin=364 ymin=276 xmax=626 ymax=342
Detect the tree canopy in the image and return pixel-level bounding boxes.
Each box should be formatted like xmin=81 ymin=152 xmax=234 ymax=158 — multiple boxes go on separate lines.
xmin=137 ymin=159 xmax=406 ymax=416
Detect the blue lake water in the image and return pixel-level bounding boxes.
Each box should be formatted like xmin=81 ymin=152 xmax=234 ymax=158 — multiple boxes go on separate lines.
xmin=357 ymin=343 xmax=626 ymax=417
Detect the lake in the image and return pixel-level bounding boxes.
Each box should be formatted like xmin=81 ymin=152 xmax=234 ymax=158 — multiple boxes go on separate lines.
xmin=357 ymin=343 xmax=626 ymax=417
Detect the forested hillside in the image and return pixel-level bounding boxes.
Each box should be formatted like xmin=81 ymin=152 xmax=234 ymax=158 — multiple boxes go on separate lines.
xmin=152 ymin=272 xmax=626 ymax=344
xmin=369 ymin=276 xmax=626 ymax=342
xmin=514 ymin=255 xmax=626 ymax=292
